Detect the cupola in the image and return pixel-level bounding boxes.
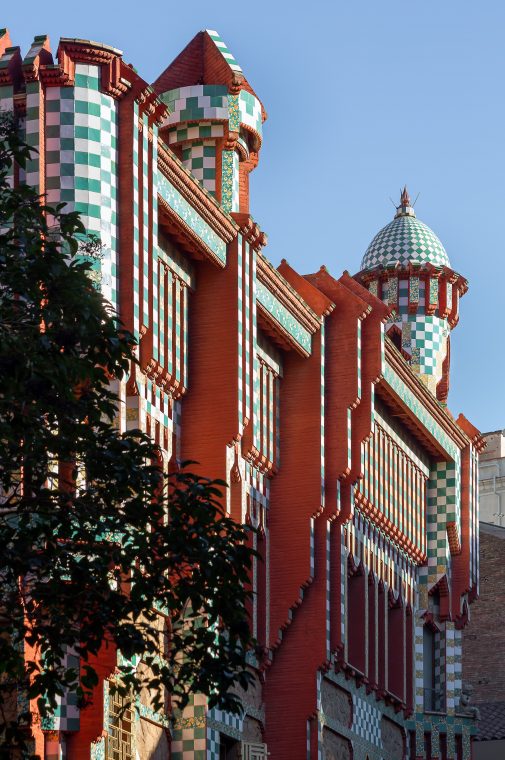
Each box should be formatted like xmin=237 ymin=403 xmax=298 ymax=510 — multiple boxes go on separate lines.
xmin=356 ymin=188 xmax=468 ymax=403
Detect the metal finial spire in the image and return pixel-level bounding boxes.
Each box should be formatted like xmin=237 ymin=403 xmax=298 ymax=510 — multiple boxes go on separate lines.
xmin=395 ymin=185 xmax=416 ymax=218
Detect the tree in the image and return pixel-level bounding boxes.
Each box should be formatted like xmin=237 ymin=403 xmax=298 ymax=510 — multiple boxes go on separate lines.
xmin=0 ymin=114 xmax=256 ymax=754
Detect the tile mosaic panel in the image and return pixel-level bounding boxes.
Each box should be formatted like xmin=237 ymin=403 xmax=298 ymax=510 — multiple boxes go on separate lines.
xmin=256 ymin=282 xmax=311 ymax=353
xmin=157 ymin=170 xmax=227 ymax=263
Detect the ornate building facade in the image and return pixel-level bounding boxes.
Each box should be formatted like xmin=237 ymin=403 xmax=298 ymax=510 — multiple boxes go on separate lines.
xmin=0 ymin=26 xmax=482 ymax=760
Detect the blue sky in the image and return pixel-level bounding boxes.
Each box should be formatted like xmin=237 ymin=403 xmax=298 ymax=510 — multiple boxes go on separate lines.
xmin=3 ymin=0 xmax=504 ymax=432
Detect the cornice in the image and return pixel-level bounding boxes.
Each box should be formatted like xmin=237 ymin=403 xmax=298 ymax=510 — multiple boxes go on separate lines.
xmin=157 ymin=194 xmax=228 ymax=269
xmin=157 ymin=142 xmax=237 ymax=244
xmin=382 ymin=340 xmax=470 ymax=452
xmin=256 ymin=254 xmax=322 ymax=335
xmin=256 ymin=303 xmax=310 ymax=358
xmin=230 ymin=212 xmax=267 ymax=251
xmin=356 ymin=263 xmax=468 ymax=295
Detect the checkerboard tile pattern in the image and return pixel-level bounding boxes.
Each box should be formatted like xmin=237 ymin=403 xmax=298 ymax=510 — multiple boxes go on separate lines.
xmin=427 ymin=458 xmax=461 ymax=582
xmin=44 ymin=64 xmax=119 ymax=310
xmin=40 ymin=651 xmax=80 ymax=732
xmin=361 ymin=213 xmax=450 ymax=270
xmin=25 ymin=80 xmax=42 ymax=191
xmin=172 ymin=694 xmax=208 ymax=759
xmin=168 ymin=123 xmax=224 ymax=145
xmin=182 ymin=140 xmax=217 ymax=194
xmin=239 ymin=90 xmax=263 ymax=137
xmin=163 ymin=85 xmax=229 ymax=126
xmin=352 ymin=692 xmax=382 ymax=746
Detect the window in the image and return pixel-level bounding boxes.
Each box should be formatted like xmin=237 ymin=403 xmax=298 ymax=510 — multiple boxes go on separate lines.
xmin=106 ymin=687 xmax=133 ymax=760
xmin=423 ymin=625 xmax=436 ymax=710
xmin=423 ymin=624 xmax=445 ymax=711
xmin=219 ymin=735 xmax=241 ymax=760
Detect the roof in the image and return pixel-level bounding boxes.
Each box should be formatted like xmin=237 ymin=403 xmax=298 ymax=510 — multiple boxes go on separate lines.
xmin=152 ymin=29 xmax=263 ymax=113
xmin=361 ymin=187 xmax=450 ymax=271
xmin=475 ymin=702 xmax=505 ymax=741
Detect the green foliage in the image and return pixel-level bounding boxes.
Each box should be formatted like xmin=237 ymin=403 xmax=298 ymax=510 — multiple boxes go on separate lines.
xmin=0 ymin=114 xmax=256 ymax=752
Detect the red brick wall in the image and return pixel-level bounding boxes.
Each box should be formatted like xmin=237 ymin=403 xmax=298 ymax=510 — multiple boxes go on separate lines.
xmin=463 ymin=524 xmax=505 ymax=703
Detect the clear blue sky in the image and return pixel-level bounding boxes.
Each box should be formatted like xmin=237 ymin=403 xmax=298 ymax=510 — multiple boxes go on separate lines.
xmin=3 ymin=1 xmax=504 ymax=433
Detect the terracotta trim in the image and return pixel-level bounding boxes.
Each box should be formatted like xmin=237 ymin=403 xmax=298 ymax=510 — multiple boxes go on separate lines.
xmin=257 ymin=254 xmax=322 ymax=334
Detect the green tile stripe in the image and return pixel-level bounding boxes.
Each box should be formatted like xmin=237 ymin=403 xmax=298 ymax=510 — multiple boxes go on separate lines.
xmin=237 ymin=234 xmax=244 ymax=431
xmin=244 ymin=241 xmax=251 ymax=427
xmin=142 ymin=114 xmax=149 ymax=330
xmin=25 ymin=80 xmax=41 ymax=191
xmin=132 ymin=101 xmax=140 ymax=339
xmin=152 ymin=127 xmax=159 ymax=363
xmin=383 ymin=362 xmax=459 ymax=459
xmin=206 ymin=29 xmax=243 ymax=73
xmin=157 ymin=171 xmax=226 ymax=264
xmin=256 ymin=282 xmax=311 ymax=353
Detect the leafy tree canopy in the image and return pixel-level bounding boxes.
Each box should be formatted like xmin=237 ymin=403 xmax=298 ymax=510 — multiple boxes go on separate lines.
xmin=0 ymin=114 xmax=256 ymax=753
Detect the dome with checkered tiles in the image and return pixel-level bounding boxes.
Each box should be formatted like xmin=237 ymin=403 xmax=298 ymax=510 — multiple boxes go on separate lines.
xmin=361 ymin=188 xmax=450 ymax=271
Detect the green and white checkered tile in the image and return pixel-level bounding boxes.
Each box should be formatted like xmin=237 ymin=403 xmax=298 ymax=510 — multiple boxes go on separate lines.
xmin=132 ymin=102 xmax=140 ymax=338
xmin=182 ymin=140 xmax=216 ymax=194
xmin=427 ymin=457 xmax=462 ymax=582
xmin=45 ymin=64 xmax=119 ymax=309
xmin=168 ymin=122 xmax=224 ymax=145
xmin=172 ymin=694 xmax=208 ymax=759
xmin=362 ymin=213 xmax=450 ymax=270
xmin=25 ymin=81 xmax=42 ymax=191
xmin=239 ymin=90 xmax=263 ymax=137
xmin=162 ymin=85 xmax=229 ymax=126
xmin=142 ymin=115 xmax=149 ymax=330
xmin=398 ymin=278 xmax=409 ymax=313
xmin=40 ymin=650 xmax=80 ymax=732
xmin=409 ymin=315 xmax=447 ymax=372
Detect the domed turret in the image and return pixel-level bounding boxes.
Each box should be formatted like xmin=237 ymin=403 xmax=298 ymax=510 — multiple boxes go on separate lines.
xmin=356 ymin=188 xmax=468 ymax=402
xmin=361 ymin=187 xmax=450 ymax=271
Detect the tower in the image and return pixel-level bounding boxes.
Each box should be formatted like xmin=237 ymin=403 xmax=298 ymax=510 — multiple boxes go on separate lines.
xmin=153 ymin=30 xmax=266 ymax=215
xmin=356 ymin=187 xmax=468 ymax=402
